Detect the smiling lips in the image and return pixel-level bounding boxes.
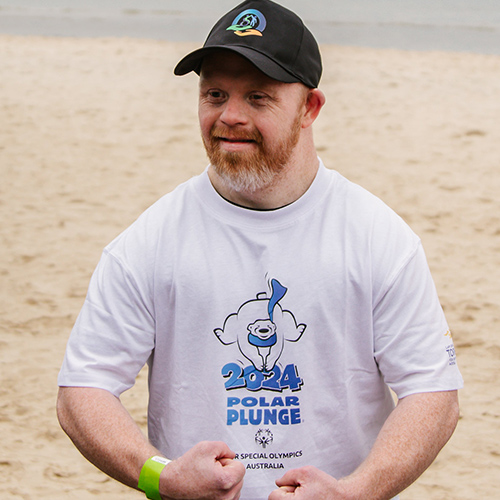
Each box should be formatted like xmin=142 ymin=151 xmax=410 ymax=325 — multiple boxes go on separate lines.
xmin=211 ymin=126 xmax=262 ymax=148
xmin=213 ymin=133 xmax=262 ymax=153
xmin=217 ymin=137 xmax=257 ymax=153
xmin=220 ymin=137 xmax=255 ymax=144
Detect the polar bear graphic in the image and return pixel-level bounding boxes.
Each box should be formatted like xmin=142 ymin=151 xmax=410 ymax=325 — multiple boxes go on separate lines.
xmin=214 ymin=279 xmax=306 ymax=372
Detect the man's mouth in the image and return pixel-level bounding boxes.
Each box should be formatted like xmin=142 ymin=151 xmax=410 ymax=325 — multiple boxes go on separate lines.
xmin=209 ymin=127 xmax=262 ymax=153
xmin=213 ymin=136 xmax=260 ymax=153
xmin=219 ymin=137 xmax=256 ymax=144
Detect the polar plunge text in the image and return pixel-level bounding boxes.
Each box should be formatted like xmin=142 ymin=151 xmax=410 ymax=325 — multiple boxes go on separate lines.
xmin=227 ymin=395 xmax=301 ymax=426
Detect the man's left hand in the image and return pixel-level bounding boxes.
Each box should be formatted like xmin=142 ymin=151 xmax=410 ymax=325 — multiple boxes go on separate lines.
xmin=268 ymin=466 xmax=351 ymax=499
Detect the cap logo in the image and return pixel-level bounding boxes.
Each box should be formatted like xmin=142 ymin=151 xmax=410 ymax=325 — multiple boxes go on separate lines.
xmin=226 ymin=9 xmax=267 ymax=37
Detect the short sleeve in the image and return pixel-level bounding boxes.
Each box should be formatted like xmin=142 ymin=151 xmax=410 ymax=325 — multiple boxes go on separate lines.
xmin=58 ymin=249 xmax=155 ymax=396
xmin=373 ymin=243 xmax=463 ymax=398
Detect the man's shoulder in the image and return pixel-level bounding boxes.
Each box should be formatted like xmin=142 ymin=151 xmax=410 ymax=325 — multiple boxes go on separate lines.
xmin=326 ymin=168 xmax=398 ymax=217
xmin=149 ymin=171 xmax=205 ymax=212
xmin=324 ymin=166 xmax=419 ymax=247
xmin=105 ymin=172 xmax=207 ymax=252
xmin=135 ymin=170 xmax=208 ymax=225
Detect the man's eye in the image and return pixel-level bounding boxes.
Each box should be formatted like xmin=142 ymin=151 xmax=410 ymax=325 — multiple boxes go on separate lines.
xmin=208 ymin=91 xmax=224 ymax=99
xmin=249 ymin=94 xmax=270 ymax=105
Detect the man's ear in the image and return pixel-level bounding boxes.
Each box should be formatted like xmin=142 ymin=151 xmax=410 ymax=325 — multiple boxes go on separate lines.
xmin=302 ymin=89 xmax=326 ymax=129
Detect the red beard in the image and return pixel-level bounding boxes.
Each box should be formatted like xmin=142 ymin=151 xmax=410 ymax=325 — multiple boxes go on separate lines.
xmin=203 ymin=119 xmax=302 ymax=193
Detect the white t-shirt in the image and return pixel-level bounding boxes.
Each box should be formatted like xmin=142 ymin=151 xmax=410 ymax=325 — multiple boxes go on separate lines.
xmin=59 ymin=161 xmax=463 ymax=499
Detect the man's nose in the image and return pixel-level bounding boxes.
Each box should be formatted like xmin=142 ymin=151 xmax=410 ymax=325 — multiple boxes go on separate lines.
xmin=219 ymin=96 xmax=248 ymax=127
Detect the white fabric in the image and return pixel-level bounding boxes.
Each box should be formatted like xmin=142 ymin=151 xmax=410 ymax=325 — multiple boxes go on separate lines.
xmin=59 ymin=161 xmax=463 ymax=499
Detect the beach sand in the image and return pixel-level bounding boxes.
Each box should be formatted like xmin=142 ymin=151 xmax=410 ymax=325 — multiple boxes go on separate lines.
xmin=1 ymin=35 xmax=499 ymax=498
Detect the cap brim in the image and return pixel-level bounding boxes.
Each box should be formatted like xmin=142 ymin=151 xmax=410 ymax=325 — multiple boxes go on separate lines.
xmin=174 ymin=46 xmax=301 ymax=84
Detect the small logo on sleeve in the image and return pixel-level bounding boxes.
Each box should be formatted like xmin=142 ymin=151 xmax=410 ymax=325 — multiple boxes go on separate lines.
xmin=444 ymin=330 xmax=456 ymax=365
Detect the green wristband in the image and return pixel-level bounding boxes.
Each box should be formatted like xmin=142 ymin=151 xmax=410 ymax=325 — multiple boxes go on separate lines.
xmin=138 ymin=456 xmax=171 ymax=500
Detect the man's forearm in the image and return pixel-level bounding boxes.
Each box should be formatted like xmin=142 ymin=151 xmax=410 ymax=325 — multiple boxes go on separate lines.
xmin=57 ymin=386 xmax=159 ymax=489
xmin=57 ymin=387 xmax=246 ymax=500
xmin=339 ymin=390 xmax=460 ymax=499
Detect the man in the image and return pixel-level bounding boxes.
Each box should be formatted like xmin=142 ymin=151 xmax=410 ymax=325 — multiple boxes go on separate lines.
xmin=57 ymin=1 xmax=463 ymax=499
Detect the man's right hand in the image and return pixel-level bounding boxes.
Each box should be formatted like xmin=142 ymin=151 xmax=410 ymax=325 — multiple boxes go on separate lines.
xmin=160 ymin=441 xmax=245 ymax=500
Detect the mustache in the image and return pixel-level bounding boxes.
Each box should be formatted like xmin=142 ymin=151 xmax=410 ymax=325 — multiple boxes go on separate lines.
xmin=210 ymin=126 xmax=263 ymax=144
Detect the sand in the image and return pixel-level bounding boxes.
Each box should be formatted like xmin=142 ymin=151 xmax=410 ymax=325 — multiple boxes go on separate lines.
xmin=0 ymin=34 xmax=499 ymax=499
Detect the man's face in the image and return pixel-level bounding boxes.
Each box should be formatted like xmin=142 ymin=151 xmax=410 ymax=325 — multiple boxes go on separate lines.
xmin=198 ymin=52 xmax=308 ymax=193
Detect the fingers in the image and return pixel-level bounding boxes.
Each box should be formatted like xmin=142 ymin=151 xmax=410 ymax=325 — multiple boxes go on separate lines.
xmin=269 ymin=469 xmax=302 ymax=499
xmin=207 ymin=441 xmax=245 ymax=483
xmin=217 ymin=455 xmax=246 ymax=490
xmin=219 ymin=456 xmax=245 ymax=474
xmin=275 ymin=468 xmax=302 ymax=488
xmin=271 ymin=466 xmax=341 ymax=500
xmin=268 ymin=485 xmax=296 ymax=499
xmin=212 ymin=440 xmax=237 ymax=461
xmin=160 ymin=441 xmax=245 ymax=499
xmin=213 ymin=445 xmax=245 ymax=499
xmin=196 ymin=441 xmax=245 ymax=491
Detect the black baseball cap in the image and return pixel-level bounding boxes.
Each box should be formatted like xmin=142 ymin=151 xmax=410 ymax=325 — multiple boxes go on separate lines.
xmin=174 ymin=0 xmax=322 ymax=88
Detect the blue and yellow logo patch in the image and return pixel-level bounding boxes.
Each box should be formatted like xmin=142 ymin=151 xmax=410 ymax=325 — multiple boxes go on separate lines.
xmin=227 ymin=9 xmax=267 ymax=37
